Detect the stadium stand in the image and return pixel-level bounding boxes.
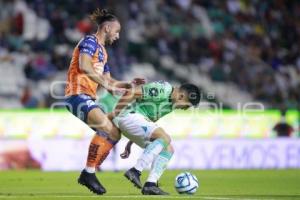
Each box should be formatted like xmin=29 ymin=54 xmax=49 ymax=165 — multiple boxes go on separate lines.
xmin=0 ymin=0 xmax=299 ymax=109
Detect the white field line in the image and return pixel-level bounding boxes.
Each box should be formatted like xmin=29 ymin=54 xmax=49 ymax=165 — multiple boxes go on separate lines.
xmin=0 ymin=195 xmax=277 ymax=200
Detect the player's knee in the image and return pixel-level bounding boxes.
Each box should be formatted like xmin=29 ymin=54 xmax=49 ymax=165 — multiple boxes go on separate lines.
xmin=112 ymin=132 xmax=121 ymax=141
xmin=88 ymin=109 xmax=114 ymax=133
xmin=95 ymin=118 xmax=114 ymax=132
xmin=110 ymin=126 xmax=121 ymax=141
xmin=93 ymin=121 xmax=121 ymax=141
xmin=159 ymin=134 xmax=171 ymax=147
xmin=95 ymin=124 xmax=111 ymax=134
xmin=164 ymin=134 xmax=171 ymax=145
xmin=151 ymin=128 xmax=171 ymax=145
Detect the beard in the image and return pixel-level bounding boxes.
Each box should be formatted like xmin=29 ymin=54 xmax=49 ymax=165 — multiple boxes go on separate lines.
xmin=105 ymin=35 xmax=115 ymax=45
xmin=108 ymin=39 xmax=114 ymax=45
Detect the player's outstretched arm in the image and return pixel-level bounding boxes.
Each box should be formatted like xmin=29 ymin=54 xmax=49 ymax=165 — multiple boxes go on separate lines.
xmin=111 ymin=85 xmax=143 ymax=117
xmin=79 ymin=54 xmax=126 ymax=92
xmin=107 ymin=76 xmax=145 ymax=89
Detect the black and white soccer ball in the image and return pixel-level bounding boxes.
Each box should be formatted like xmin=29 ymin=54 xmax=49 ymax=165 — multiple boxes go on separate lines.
xmin=174 ymin=172 xmax=199 ymax=194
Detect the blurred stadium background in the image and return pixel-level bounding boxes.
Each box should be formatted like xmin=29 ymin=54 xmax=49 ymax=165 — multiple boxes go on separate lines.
xmin=0 ymin=0 xmax=300 ymax=190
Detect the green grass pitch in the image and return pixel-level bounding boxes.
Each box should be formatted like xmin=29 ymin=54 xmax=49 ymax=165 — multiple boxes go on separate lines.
xmin=0 ymin=170 xmax=300 ymax=200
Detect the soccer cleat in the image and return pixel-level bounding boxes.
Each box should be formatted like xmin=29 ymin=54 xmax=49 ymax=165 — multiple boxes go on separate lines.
xmin=124 ymin=167 xmax=142 ymax=189
xmin=78 ymin=170 xmax=106 ymax=195
xmin=142 ymin=182 xmax=169 ymax=195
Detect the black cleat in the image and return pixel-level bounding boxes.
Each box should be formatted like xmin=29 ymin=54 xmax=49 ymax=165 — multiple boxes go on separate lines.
xmin=124 ymin=168 xmax=142 ymax=189
xmin=142 ymin=182 xmax=169 ymax=195
xmin=78 ymin=170 xmax=106 ymax=195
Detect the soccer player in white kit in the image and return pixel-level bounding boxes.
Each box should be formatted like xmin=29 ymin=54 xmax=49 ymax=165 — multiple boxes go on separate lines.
xmin=111 ymin=81 xmax=201 ymax=195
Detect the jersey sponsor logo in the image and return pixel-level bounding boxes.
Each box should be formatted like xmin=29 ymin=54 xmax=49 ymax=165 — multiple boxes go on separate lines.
xmin=149 ymin=88 xmax=159 ymax=97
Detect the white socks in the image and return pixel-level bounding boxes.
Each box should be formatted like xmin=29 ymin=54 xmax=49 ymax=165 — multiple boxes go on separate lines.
xmin=134 ymin=139 xmax=166 ymax=172
xmin=147 ymin=150 xmax=173 ymax=183
xmin=85 ymin=166 xmax=96 ymax=173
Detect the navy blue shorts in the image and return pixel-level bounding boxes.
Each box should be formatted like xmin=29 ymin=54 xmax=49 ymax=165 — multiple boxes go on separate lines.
xmin=65 ymin=94 xmax=102 ymax=123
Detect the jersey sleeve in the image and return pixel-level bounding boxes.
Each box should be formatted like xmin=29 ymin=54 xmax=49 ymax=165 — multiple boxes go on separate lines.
xmin=78 ymin=35 xmax=98 ymax=57
xmin=141 ymin=81 xmax=173 ymax=102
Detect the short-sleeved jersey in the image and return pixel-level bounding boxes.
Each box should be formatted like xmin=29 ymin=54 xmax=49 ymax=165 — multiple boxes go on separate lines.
xmin=134 ymin=81 xmax=173 ymax=121
xmin=65 ymin=35 xmax=110 ymax=99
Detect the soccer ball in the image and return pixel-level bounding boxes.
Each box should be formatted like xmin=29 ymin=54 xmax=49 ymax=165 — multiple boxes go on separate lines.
xmin=174 ymin=172 xmax=199 ymax=194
